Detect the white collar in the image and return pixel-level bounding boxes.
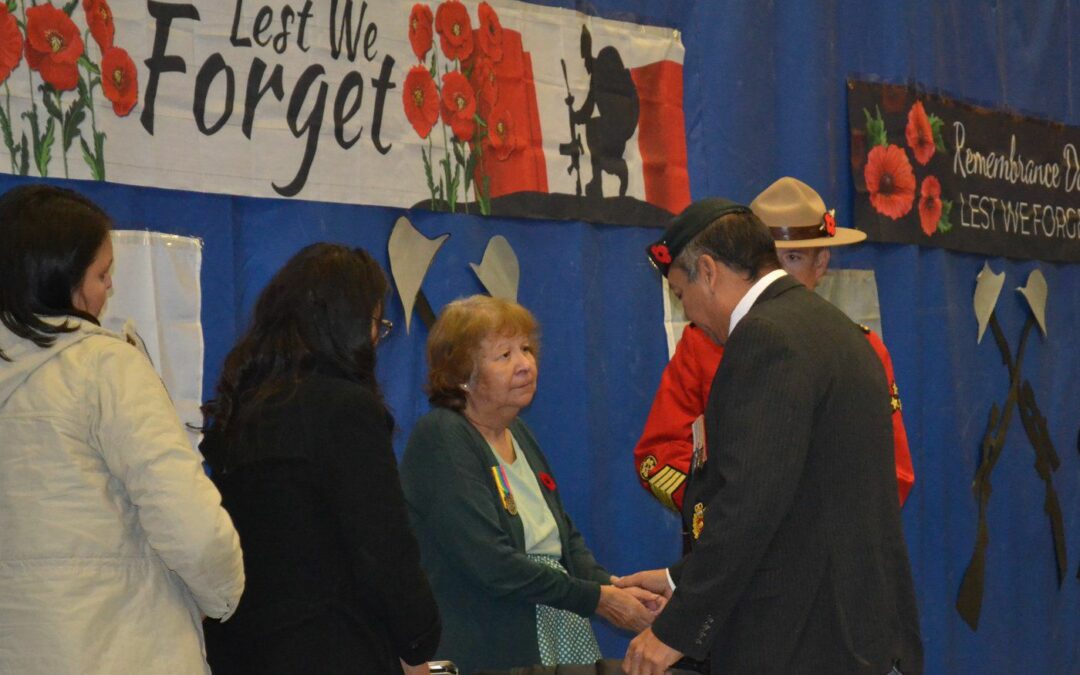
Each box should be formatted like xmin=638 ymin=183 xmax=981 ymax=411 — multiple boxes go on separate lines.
xmin=728 ymin=269 xmax=787 ymax=336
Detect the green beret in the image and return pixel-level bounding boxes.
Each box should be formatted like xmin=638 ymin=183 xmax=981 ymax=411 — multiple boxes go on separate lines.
xmin=646 ymin=198 xmax=752 ymax=276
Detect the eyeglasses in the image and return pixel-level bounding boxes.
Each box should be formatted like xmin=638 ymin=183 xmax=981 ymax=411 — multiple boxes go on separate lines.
xmin=378 ymin=318 xmax=393 ymax=340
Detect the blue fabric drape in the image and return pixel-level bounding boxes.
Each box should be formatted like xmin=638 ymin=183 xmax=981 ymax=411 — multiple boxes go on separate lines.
xmin=2 ymin=1 xmax=1077 ymax=673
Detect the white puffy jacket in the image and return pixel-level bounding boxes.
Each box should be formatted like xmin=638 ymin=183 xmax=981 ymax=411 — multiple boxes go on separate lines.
xmin=0 ymin=319 xmax=244 ymax=674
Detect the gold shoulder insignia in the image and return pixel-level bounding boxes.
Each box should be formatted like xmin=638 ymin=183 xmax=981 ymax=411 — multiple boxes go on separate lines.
xmin=890 ymin=382 xmax=902 ymax=413
xmin=647 ymin=465 xmax=686 ymax=512
xmin=692 ymin=502 xmax=705 ymax=539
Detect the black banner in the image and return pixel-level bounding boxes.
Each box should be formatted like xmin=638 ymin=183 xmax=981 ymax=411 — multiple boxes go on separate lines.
xmin=847 ymin=79 xmax=1080 ymax=263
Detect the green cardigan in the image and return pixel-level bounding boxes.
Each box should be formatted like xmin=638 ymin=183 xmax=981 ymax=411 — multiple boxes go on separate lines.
xmin=400 ymin=408 xmax=611 ymax=674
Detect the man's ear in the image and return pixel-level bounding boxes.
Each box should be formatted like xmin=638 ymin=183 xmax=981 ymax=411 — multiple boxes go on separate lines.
xmin=698 ymin=254 xmax=718 ymax=289
xmin=813 ymin=248 xmax=831 ymax=282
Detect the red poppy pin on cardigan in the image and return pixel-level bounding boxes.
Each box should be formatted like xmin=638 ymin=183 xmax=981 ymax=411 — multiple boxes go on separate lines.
xmin=538 ymin=472 xmax=557 ymax=492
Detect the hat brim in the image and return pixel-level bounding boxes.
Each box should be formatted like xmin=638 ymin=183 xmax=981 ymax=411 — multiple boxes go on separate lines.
xmin=774 ymin=227 xmax=867 ymax=249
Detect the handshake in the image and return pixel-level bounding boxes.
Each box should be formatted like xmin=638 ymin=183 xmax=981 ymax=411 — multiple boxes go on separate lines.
xmin=596 ymin=569 xmax=672 ymax=633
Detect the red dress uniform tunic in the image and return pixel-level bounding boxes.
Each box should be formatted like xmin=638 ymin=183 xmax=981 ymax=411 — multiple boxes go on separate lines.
xmin=634 ymin=324 xmax=915 ymax=511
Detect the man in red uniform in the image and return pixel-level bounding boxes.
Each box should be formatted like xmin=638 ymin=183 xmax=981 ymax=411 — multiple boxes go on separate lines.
xmin=634 ymin=177 xmax=914 ymax=514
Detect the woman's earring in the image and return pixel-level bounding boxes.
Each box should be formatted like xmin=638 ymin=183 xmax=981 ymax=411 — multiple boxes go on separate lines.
xmin=460 ymin=383 xmax=470 ymax=391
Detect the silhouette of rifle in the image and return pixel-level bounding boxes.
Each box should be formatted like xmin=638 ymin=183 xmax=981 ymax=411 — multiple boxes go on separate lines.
xmin=956 ymin=312 xmax=1066 ymax=629
xmin=558 ymin=59 xmax=583 ymax=197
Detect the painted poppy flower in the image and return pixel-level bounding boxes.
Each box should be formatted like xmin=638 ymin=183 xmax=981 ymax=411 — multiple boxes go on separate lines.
xmin=82 ymin=0 xmax=115 ymax=52
xmin=101 ymin=47 xmax=138 ymax=116
xmin=440 ymin=71 xmax=476 ymax=141
xmin=408 ymin=4 xmax=433 ymax=62
xmin=486 ymin=104 xmax=520 ymax=160
xmin=905 ymin=100 xmax=935 ymax=165
xmin=24 ymin=4 xmax=84 ymax=91
xmin=469 ymin=56 xmax=498 ymax=112
xmin=864 ymin=144 xmax=916 ymax=220
xmin=403 ymin=65 xmax=439 ymax=138
xmin=538 ymin=472 xmax=556 ymax=492
xmin=435 ymin=0 xmax=473 ymax=61
xmin=0 ymin=6 xmax=23 ymax=86
xmin=650 ymin=243 xmax=672 ymax=264
xmin=477 ymin=2 xmax=503 ymax=62
xmin=918 ymin=175 xmax=942 ymax=236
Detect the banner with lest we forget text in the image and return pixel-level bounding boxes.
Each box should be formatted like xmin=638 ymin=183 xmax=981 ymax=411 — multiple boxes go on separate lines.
xmin=0 ymin=0 xmax=690 ymax=227
xmin=847 ymin=79 xmax=1080 ymax=263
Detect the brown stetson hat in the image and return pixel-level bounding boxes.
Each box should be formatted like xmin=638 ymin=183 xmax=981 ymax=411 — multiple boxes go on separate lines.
xmin=750 ymin=177 xmax=866 ymax=248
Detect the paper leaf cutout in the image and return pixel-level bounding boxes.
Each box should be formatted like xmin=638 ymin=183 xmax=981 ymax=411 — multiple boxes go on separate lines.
xmin=1017 ymin=269 xmax=1048 ymax=337
xmin=469 ymin=235 xmax=520 ymax=302
xmin=388 ymin=216 xmax=449 ymax=333
xmin=973 ymin=262 xmax=1005 ymax=344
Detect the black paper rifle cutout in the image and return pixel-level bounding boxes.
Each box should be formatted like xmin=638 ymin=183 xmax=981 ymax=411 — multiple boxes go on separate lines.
xmin=956 ymin=266 xmax=1067 ymax=630
xmin=559 ymin=58 xmax=584 ymax=197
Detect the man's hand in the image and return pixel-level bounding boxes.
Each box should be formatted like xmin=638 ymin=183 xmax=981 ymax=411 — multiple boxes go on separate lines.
xmin=399 ymin=659 xmax=430 ymax=675
xmin=612 ymin=569 xmax=673 ymax=599
xmin=622 ymin=628 xmax=683 ymax=675
xmin=596 ymin=584 xmax=658 ymax=633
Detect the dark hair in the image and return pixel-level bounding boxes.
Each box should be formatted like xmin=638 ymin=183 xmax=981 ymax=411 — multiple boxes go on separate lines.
xmin=0 ymin=184 xmax=112 ymax=361
xmin=202 ymin=243 xmax=389 ymax=437
xmin=426 ymin=295 xmax=540 ymax=411
xmin=674 ymin=210 xmax=780 ymax=281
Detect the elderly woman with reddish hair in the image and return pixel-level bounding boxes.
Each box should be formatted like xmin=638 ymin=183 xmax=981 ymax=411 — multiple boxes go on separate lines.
xmin=400 ymin=295 xmax=660 ymax=674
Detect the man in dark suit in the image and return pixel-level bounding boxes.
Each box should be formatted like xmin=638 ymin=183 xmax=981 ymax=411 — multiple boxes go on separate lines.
xmin=620 ymin=199 xmax=922 ymax=675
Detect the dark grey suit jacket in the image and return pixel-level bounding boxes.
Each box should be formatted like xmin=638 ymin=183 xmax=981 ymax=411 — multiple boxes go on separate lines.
xmin=652 ymin=275 xmax=922 ymax=675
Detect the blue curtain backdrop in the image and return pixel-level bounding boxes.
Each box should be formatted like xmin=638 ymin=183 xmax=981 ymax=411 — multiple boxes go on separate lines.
xmin=2 ymin=1 xmax=1078 ymax=673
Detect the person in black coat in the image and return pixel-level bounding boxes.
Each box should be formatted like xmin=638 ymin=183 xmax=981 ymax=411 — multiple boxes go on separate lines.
xmin=201 ymin=243 xmax=440 ymax=675
xmin=621 ymin=200 xmax=922 ymax=675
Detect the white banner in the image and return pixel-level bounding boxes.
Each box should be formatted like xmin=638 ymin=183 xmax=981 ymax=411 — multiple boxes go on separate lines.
xmin=0 ymin=0 xmax=689 ymax=225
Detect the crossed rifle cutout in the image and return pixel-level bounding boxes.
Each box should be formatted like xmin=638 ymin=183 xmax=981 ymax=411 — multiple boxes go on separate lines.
xmin=956 ymin=266 xmax=1071 ymax=630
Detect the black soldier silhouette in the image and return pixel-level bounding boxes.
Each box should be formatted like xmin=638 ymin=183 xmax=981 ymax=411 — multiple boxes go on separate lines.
xmin=565 ymin=25 xmax=640 ymax=198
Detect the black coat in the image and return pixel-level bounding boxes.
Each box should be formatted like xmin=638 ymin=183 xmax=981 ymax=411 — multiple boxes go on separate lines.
xmin=201 ymin=369 xmax=440 ymax=675
xmin=652 ymin=276 xmax=922 ymax=675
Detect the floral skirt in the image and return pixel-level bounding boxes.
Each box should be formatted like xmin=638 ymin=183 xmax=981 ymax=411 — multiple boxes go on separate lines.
xmin=528 ymin=554 xmax=603 ymax=666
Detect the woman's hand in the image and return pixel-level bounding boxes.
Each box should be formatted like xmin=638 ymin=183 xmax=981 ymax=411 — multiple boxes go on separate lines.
xmin=612 ymin=569 xmax=673 ymax=599
xmin=596 ymin=584 xmax=660 ymax=633
xmin=400 ymin=659 xmax=430 ymax=675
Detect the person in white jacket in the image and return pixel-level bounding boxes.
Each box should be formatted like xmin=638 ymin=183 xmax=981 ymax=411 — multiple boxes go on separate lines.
xmin=0 ymin=184 xmax=245 ymax=674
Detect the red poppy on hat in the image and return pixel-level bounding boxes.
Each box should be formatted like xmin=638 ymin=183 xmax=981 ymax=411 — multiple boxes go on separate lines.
xmin=650 ymin=243 xmax=672 ymax=265
xmin=538 ymin=472 xmax=557 ymax=492
xmin=822 ymin=211 xmax=836 ymax=237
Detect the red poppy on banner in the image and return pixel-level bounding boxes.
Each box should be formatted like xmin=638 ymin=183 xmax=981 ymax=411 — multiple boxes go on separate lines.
xmin=0 ymin=6 xmax=23 ymax=86
xmin=101 ymin=47 xmax=137 ymax=117
xmin=409 ymin=3 xmax=434 ymax=61
xmin=24 ymin=4 xmax=84 ymax=91
xmin=83 ymin=0 xmax=115 ymax=52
